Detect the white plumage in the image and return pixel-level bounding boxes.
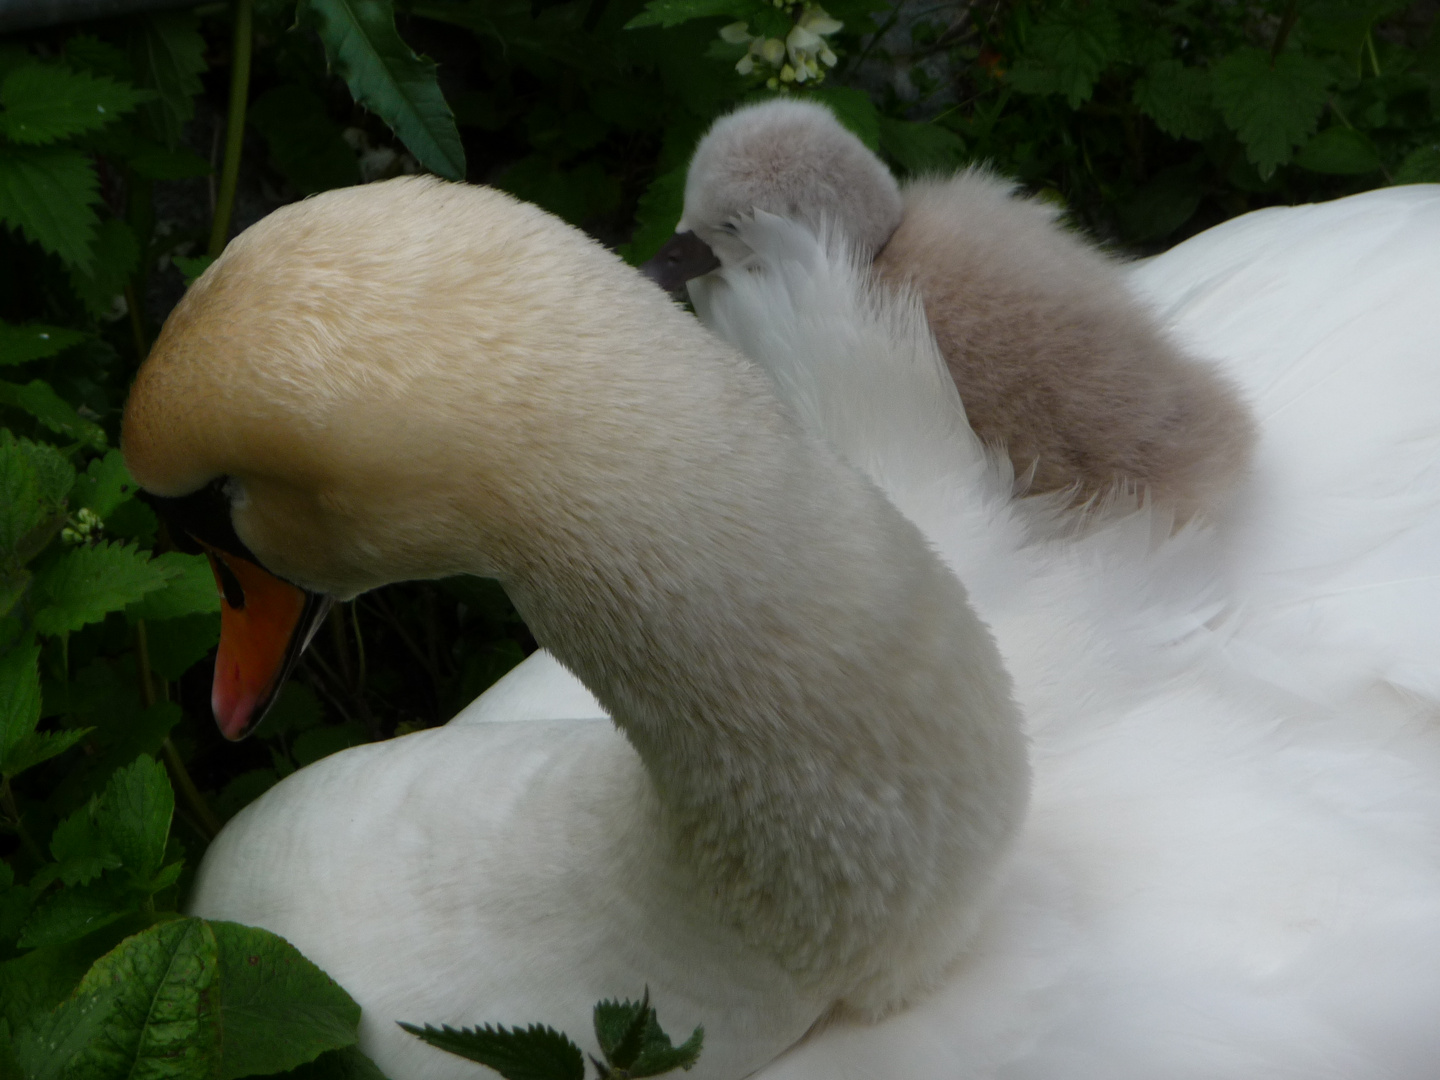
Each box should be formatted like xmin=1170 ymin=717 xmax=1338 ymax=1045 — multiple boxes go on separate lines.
xmin=156 ymin=179 xmax=1440 ymax=1079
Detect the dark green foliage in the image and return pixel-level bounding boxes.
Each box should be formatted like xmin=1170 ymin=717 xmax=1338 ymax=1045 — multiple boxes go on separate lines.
xmin=401 ymin=988 xmax=702 ymax=1078
xmin=0 ymin=0 xmax=1432 ymax=1071
xmin=401 ymin=1022 xmax=586 ymax=1080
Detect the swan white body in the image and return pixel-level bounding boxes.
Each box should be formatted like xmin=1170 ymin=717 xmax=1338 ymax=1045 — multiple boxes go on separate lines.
xmin=180 ymin=183 xmax=1440 ymax=1079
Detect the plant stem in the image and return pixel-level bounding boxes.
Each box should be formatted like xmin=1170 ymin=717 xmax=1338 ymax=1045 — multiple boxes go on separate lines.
xmin=136 ymin=620 xmax=223 ymax=841
xmin=162 ymin=737 xmax=222 ymax=841
xmin=1269 ymin=0 xmax=1300 ymax=64
xmin=1 ymin=777 xmax=44 ymax=864
xmin=209 ymin=0 xmax=254 ymax=258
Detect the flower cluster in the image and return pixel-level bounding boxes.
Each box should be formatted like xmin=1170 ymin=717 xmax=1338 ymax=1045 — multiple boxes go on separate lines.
xmin=721 ymin=3 xmax=843 ymax=88
xmin=60 ymin=506 xmax=102 ymax=547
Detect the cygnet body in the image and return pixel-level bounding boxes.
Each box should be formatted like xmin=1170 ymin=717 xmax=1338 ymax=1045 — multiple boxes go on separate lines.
xmin=656 ymin=99 xmax=1256 ymax=517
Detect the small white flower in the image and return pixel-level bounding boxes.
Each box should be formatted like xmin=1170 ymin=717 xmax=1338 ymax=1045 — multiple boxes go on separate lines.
xmin=779 ymin=63 xmax=797 ymax=82
xmin=719 ymin=21 xmax=751 ymax=44
xmin=798 ymin=8 xmax=843 ymax=36
xmin=736 ymin=55 xmax=755 ymax=75
xmin=760 ymin=38 xmax=786 ymax=66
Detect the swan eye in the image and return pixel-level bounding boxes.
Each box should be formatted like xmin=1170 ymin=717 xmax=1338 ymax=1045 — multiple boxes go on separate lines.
xmin=721 ymin=222 xmax=739 ymax=235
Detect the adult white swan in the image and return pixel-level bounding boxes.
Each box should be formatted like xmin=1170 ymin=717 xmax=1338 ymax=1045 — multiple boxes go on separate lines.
xmin=122 ymin=177 xmax=1440 ymax=1079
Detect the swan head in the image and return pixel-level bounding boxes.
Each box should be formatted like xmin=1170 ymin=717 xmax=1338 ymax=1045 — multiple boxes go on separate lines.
xmin=642 ymin=99 xmax=902 ymax=291
xmin=123 ymin=176 xmax=727 ymax=738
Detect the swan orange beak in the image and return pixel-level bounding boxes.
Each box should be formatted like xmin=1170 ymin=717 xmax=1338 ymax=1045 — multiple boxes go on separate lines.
xmin=200 ymin=543 xmax=332 ymax=741
xmin=639 ymin=231 xmax=720 ymax=293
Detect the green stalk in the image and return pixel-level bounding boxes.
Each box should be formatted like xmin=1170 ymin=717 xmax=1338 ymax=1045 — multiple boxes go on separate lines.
xmin=1269 ymin=0 xmax=1300 ymax=64
xmin=1 ymin=777 xmax=44 ymax=866
xmin=136 ymin=620 xmax=223 ymax=841
xmin=209 ymin=0 xmax=255 ymax=258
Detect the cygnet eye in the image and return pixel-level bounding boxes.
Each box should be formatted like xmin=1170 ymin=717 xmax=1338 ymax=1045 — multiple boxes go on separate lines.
xmin=721 ymin=222 xmax=740 ymax=235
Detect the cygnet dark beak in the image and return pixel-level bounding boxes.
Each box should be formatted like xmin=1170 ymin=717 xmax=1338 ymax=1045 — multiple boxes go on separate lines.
xmin=640 ymin=231 xmax=721 ymax=294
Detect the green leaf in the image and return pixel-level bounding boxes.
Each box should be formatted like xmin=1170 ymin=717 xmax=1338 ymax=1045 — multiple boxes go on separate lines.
xmin=299 ymin=0 xmax=466 ymax=180
xmin=280 ymin=1045 xmax=390 ymax=1080
xmin=126 ymin=552 xmax=219 ymax=621
xmin=1395 ymin=142 xmax=1440 ymax=184
xmin=131 ymin=11 xmax=208 ymax=148
xmin=212 ymin=920 xmax=362 ymax=1079
xmin=0 ymin=323 xmax=87 ymax=367
xmin=0 ymin=644 xmax=41 ymax=775
xmin=73 ymin=451 xmax=138 ymax=520
xmin=32 ymin=541 xmax=172 ymax=636
xmin=808 ymin=86 xmax=881 ymax=152
xmin=878 ymin=118 xmax=965 ymax=175
xmin=625 ymin=0 xmax=755 ymax=29
xmin=143 ymin=612 xmax=220 ymax=680
xmin=1133 ymin=59 xmax=1218 ymax=141
xmin=68 ymin=218 xmax=141 ymax=319
xmin=0 ymin=64 xmax=151 ymax=145
xmin=16 ymin=437 xmax=74 ymax=510
xmin=399 ymin=1022 xmax=585 ymax=1080
xmin=0 ymin=146 xmax=100 ymax=271
xmin=95 ymin=755 xmax=173 ymax=883
xmin=16 ymin=877 xmax=136 ymax=949
xmin=50 ymin=802 xmax=122 ymax=887
xmin=14 ymin=918 xmax=221 ymax=1080
xmin=619 ymin=165 xmax=686 ymax=265
xmin=0 ymin=377 xmax=107 ymax=448
xmin=173 ymin=254 xmax=215 ymax=286
xmin=249 ymin=84 xmax=362 ymax=195
xmin=1295 ymin=125 xmax=1382 ymax=174
xmin=1211 ymin=48 xmax=1333 ymax=178
xmin=2 ymin=728 xmax=91 ymax=780
xmin=1116 ymin=165 xmax=1204 ymax=241
xmin=0 ymin=436 xmax=41 ymax=555
xmin=1008 ymin=0 xmax=1122 ymax=107
xmin=592 ymin=992 xmax=702 ymax=1078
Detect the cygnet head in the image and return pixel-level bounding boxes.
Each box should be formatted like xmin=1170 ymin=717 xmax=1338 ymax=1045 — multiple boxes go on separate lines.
xmin=642 ymin=99 xmax=902 ymax=291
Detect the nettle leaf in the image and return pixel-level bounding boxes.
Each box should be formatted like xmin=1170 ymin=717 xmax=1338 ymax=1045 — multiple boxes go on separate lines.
xmin=127 ymin=552 xmax=220 ymax=621
xmin=619 ymin=165 xmax=686 ymax=265
xmin=94 ymin=755 xmax=173 ymax=884
xmin=0 ymin=435 xmax=42 ymax=554
xmin=16 ymin=876 xmax=136 ymax=949
xmin=625 ymin=0 xmax=757 ymax=30
xmin=3 ymin=728 xmax=91 ymax=782
xmin=249 ymin=84 xmax=361 ymax=195
xmin=73 ymin=450 xmax=138 ymax=520
xmin=282 ymin=1045 xmax=389 ymax=1080
xmin=809 ymin=86 xmax=880 ymax=151
xmin=1295 ymin=125 xmax=1382 ymax=173
xmin=17 ymin=436 xmax=75 ymax=516
xmin=593 ymin=992 xmax=702 ymax=1078
xmin=1211 ymin=48 xmax=1333 ymax=178
xmin=32 ymin=541 xmax=172 ymax=636
xmin=144 ymin=612 xmax=221 ymax=680
xmin=212 ymin=920 xmax=362 ymax=1079
xmin=0 ymin=377 xmax=107 ymax=448
xmin=0 ymin=643 xmax=41 ymax=775
xmin=1395 ymin=142 xmax=1440 ymax=183
xmin=0 ymin=145 xmax=100 ymax=271
xmin=0 ymin=64 xmax=152 ymax=145
xmin=878 ymin=117 xmax=965 ymax=175
xmin=299 ymin=0 xmax=466 ymax=180
xmin=0 ymin=322 xmax=87 ymax=367
xmin=400 ymin=1021 xmax=585 ymax=1080
xmin=172 ymin=254 xmax=215 ymax=285
xmin=49 ymin=801 xmax=122 ymax=887
xmin=1133 ymin=59 xmax=1218 ymax=141
xmin=14 ymin=917 xmax=222 ymax=1080
xmin=68 ymin=218 xmax=141 ymax=319
xmin=1008 ymin=0 xmax=1122 ymax=107
xmin=131 ymin=11 xmax=207 ymax=148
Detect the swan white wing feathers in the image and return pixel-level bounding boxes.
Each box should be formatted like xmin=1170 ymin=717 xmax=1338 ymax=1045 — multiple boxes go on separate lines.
xmin=1130 ymin=185 xmax=1440 ymax=704
xmin=449 ymin=649 xmax=605 ymax=726
xmin=691 ymin=200 xmax=1440 ymax=1078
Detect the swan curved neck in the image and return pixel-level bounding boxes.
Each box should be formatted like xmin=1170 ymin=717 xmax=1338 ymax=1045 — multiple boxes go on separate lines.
xmin=490 ymin=354 xmax=1027 ymax=1009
